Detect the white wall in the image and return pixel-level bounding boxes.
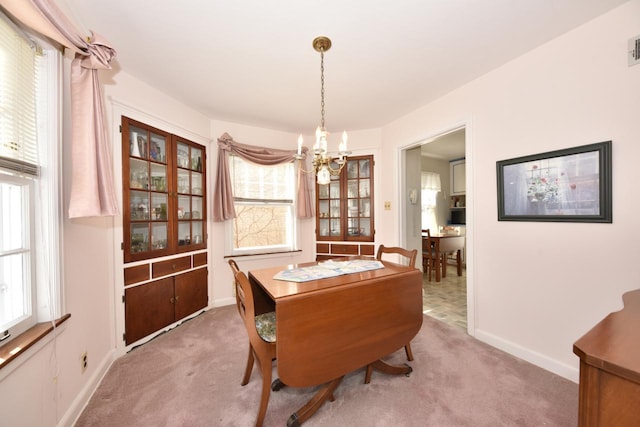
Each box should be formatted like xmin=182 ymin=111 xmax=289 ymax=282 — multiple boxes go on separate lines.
xmin=404 ymin=146 xmax=423 ymax=257
xmin=379 ymin=0 xmax=640 ymax=381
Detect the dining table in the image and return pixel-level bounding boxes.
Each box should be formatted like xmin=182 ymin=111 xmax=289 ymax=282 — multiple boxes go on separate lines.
xmin=248 ymin=257 xmax=423 ymax=426
xmin=423 ymin=231 xmax=465 ymax=282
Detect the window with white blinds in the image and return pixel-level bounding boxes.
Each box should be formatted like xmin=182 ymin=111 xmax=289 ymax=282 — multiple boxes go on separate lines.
xmin=0 ymin=15 xmax=40 ymax=176
xmin=0 ymin=12 xmax=61 ymax=348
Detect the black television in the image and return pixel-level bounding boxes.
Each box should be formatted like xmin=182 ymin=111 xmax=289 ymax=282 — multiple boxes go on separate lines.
xmin=451 ymin=209 xmax=465 ymax=225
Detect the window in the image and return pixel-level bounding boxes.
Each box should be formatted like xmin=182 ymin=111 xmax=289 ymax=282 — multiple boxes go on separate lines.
xmin=421 ymin=172 xmax=441 ymax=232
xmin=0 ymin=177 xmax=34 ymax=339
xmin=0 ymin=14 xmax=61 ymax=347
xmin=227 ymin=155 xmax=297 ymax=255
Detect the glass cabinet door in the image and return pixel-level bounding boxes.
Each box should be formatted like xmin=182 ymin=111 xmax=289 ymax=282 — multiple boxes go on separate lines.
xmin=126 ymin=125 xmax=170 ymax=259
xmin=346 ymin=157 xmax=372 ymax=238
xmin=175 ymin=140 xmax=206 ymax=250
xmin=122 ymin=117 xmax=206 ymax=262
xmin=315 ymin=155 xmax=374 ymax=242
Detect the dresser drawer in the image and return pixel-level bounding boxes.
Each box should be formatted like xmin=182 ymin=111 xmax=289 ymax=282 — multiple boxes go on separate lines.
xmin=331 ymin=244 xmax=358 ymax=255
xmin=152 ymin=256 xmax=191 ymax=278
xmin=124 ymin=264 xmax=150 ymax=285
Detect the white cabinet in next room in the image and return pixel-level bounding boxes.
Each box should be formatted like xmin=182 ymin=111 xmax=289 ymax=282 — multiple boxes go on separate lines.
xmin=450 ymin=159 xmax=465 ymax=195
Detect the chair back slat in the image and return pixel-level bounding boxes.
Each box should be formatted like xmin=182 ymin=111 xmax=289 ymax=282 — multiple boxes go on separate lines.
xmin=234 ymin=271 xmax=264 ymax=344
xmin=228 ymin=259 xmax=247 ymax=322
xmin=376 ymin=244 xmax=417 ymax=267
xmin=422 ymin=229 xmax=435 ymax=256
xmin=421 ymin=229 xmax=440 ymax=280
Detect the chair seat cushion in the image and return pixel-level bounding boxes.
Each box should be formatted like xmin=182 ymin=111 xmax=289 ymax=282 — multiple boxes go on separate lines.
xmin=255 ymin=311 xmax=276 ymax=343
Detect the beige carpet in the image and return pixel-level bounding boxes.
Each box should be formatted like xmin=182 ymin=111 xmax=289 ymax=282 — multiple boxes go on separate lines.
xmin=76 ymin=305 xmax=578 ymax=426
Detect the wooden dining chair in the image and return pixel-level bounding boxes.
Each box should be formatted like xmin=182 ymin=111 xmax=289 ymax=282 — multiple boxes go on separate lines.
xmin=375 ymin=245 xmax=418 ymax=362
xmin=438 ymin=235 xmax=465 ymax=279
xmin=421 ymin=229 xmax=439 ymax=282
xmin=229 ymin=259 xmax=256 ymax=386
xmin=376 ymin=244 xmax=417 ymax=269
xmin=229 ymin=262 xmax=277 ymax=427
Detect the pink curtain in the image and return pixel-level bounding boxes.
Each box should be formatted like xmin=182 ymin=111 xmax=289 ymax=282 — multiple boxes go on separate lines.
xmin=213 ymin=132 xmax=314 ymax=222
xmin=1 ymin=0 xmax=119 ymax=218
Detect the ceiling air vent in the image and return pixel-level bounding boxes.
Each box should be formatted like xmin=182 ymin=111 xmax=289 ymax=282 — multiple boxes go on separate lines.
xmin=629 ymin=35 xmax=640 ymax=66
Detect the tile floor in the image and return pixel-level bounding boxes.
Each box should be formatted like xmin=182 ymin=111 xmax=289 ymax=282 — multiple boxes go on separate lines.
xmin=422 ymin=264 xmax=467 ymax=330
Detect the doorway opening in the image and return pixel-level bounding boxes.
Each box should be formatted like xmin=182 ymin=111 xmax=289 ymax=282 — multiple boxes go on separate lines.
xmin=402 ymin=126 xmax=471 ymax=333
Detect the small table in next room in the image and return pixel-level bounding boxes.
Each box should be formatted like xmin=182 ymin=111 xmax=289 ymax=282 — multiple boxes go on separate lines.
xmin=423 ymin=232 xmax=465 ymax=282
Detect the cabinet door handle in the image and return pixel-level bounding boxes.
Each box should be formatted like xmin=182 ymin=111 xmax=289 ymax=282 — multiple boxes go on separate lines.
xmin=172 ymin=264 xmax=176 ymax=270
xmin=170 ymin=297 xmax=175 ymax=304
xmin=175 ymin=295 xmax=179 ymax=302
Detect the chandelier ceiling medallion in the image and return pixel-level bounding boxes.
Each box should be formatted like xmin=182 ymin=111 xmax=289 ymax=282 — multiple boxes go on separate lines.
xmin=296 ymin=36 xmax=351 ymax=185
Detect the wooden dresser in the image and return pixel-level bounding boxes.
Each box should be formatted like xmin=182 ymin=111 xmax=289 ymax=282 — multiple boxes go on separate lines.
xmin=573 ymin=289 xmax=640 ymax=426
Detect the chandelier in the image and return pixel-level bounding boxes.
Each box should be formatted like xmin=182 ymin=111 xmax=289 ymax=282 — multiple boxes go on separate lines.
xmin=296 ymin=36 xmax=351 ymax=185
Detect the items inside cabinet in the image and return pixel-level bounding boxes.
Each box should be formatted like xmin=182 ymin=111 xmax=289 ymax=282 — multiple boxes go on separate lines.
xmin=316 ymin=155 xmax=374 ymax=242
xmin=122 ymin=117 xmax=207 ymax=262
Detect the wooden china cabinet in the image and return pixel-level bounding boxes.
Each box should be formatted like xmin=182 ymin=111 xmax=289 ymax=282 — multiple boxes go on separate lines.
xmin=121 ymin=116 xmax=208 ymax=345
xmin=316 ymin=155 xmax=375 ymax=260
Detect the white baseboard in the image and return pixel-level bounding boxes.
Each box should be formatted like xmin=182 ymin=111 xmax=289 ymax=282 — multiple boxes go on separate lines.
xmin=214 ymin=297 xmax=235 ymax=307
xmin=58 ymin=349 xmax=117 ymax=427
xmin=474 ymin=329 xmax=579 ymax=383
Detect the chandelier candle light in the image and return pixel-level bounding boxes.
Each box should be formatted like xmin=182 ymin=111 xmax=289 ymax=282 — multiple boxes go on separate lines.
xmin=295 ymin=36 xmax=351 ymax=185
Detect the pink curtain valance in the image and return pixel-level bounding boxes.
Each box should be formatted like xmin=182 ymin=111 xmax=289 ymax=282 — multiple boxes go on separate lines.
xmin=217 ymin=132 xmax=304 ymax=165
xmin=1 ymin=0 xmax=119 ymax=218
xmin=212 ymin=133 xmax=314 ymax=222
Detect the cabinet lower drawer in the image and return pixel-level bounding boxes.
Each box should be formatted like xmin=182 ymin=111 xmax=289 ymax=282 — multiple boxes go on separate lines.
xmin=152 ymin=256 xmax=191 ymax=278
xmin=124 ymin=264 xmax=150 ymax=285
xmin=331 ymin=244 xmax=359 ymax=255
xmin=316 ymin=243 xmax=376 ymax=261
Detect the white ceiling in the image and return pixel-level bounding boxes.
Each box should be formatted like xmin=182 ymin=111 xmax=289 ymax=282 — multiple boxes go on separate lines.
xmin=59 ymin=0 xmax=627 ymax=135
xmin=421 ymin=129 xmax=466 ymax=161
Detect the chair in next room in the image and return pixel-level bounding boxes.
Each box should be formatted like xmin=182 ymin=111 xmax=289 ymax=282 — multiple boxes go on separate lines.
xmin=421 ymin=229 xmax=440 ymax=282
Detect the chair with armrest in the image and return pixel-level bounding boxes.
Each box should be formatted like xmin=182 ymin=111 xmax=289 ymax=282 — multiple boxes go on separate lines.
xmin=229 ymin=261 xmax=277 ymax=427
xmin=421 ymin=229 xmax=439 ymax=282
xmin=375 ymin=245 xmax=418 ymax=362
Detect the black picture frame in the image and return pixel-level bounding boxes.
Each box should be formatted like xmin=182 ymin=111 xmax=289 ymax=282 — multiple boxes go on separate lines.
xmin=496 ymin=141 xmax=612 ymax=223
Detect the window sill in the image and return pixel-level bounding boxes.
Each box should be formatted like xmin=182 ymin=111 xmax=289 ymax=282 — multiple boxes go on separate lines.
xmin=224 ymin=249 xmax=302 ymax=258
xmin=0 ymin=314 xmax=71 ymax=371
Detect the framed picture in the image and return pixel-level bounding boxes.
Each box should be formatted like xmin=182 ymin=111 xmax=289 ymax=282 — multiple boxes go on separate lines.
xmin=496 ymin=141 xmax=612 ymax=223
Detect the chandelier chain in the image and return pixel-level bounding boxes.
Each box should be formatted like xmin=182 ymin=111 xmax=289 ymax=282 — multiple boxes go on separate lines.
xmin=296 ymin=36 xmax=350 ymax=185
xmin=320 ymin=49 xmax=325 ymax=130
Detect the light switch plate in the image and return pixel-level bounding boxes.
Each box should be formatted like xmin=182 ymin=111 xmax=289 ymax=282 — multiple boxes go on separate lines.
xmin=629 ymin=35 xmax=640 ymax=66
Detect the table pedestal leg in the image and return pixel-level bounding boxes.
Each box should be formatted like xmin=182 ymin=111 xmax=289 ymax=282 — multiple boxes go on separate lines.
xmin=286 ymin=376 xmax=344 ymax=427
xmin=364 ymin=359 xmax=413 ymax=384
